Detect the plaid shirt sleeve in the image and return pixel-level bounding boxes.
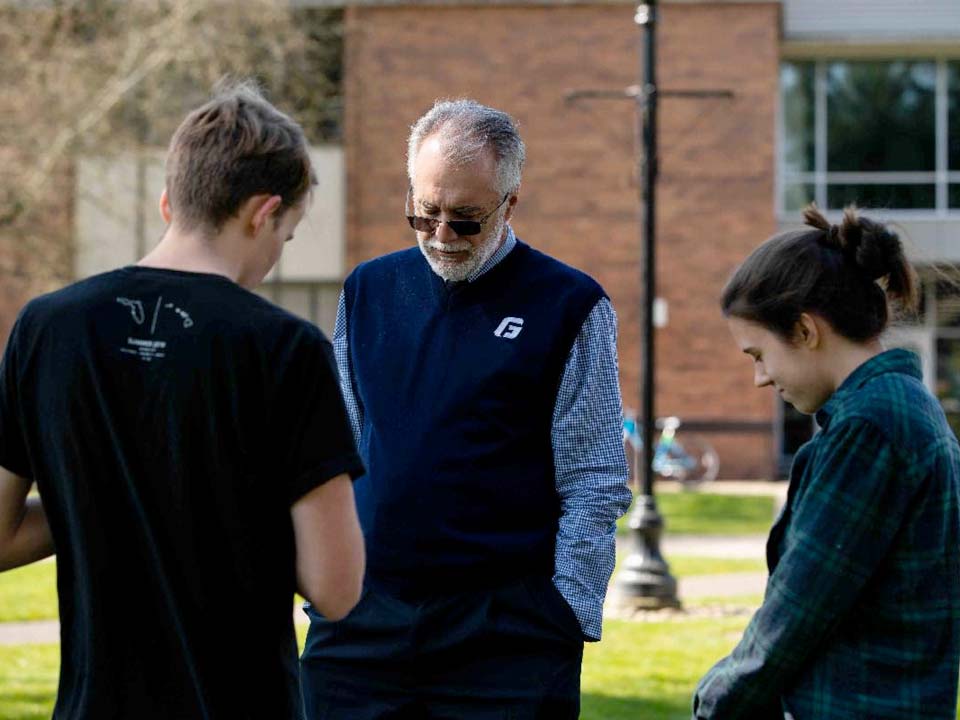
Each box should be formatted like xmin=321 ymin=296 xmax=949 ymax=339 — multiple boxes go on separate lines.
xmin=692 ymin=417 xmax=918 ymax=719
xmin=551 ymin=297 xmax=632 ymax=642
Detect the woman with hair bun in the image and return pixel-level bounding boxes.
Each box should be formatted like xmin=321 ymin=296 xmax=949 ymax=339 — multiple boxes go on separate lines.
xmin=692 ymin=205 xmax=960 ymax=719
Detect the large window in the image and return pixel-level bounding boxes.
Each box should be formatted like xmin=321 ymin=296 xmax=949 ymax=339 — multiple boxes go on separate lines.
xmin=780 ymin=59 xmax=960 ymax=214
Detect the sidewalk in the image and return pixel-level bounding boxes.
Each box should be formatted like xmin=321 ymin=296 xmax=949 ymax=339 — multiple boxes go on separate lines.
xmin=0 ymin=619 xmax=58 ymax=646
xmin=679 ymin=571 xmax=767 ymax=599
xmin=662 ymin=533 xmax=767 ymax=560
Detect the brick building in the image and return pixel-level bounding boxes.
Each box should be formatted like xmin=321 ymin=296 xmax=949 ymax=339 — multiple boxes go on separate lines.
xmin=5 ymin=0 xmax=959 ymax=479
xmin=336 ymin=0 xmax=785 ymax=479
xmin=331 ymin=0 xmax=960 ymax=479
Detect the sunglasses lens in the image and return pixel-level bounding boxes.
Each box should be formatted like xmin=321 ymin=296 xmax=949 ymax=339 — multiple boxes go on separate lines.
xmin=446 ymin=221 xmax=482 ymax=236
xmin=407 ymin=216 xmax=435 ymax=232
xmin=407 ymin=215 xmax=484 ymax=236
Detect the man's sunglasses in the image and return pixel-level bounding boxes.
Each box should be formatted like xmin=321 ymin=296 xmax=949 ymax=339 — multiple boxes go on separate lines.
xmin=406 ymin=192 xmax=509 ymax=237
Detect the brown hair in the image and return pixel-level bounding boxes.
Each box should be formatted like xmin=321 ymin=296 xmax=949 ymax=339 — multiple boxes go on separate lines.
xmin=165 ymin=79 xmax=315 ymax=232
xmin=722 ymin=204 xmax=918 ymax=342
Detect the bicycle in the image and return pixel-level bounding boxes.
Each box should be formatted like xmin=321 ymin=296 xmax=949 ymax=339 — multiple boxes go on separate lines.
xmin=622 ymin=412 xmax=720 ymax=489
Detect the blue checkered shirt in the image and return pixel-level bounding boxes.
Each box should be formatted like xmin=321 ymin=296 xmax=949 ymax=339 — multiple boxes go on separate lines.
xmin=333 ymin=226 xmax=631 ymax=640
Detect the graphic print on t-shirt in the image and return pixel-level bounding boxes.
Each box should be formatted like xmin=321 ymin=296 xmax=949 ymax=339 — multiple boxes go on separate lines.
xmin=116 ymin=295 xmax=194 ymax=362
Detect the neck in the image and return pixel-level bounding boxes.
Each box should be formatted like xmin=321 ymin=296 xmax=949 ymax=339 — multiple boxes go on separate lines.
xmin=828 ymin=337 xmax=884 ymax=392
xmin=138 ymin=226 xmax=242 ymax=284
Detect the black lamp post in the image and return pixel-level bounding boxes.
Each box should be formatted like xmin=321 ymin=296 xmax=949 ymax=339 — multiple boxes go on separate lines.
xmin=563 ymin=1 xmax=732 ymax=610
xmin=615 ymin=0 xmax=681 ymax=610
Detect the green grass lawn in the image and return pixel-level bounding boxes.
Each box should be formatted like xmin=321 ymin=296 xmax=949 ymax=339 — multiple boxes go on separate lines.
xmin=4 ymin=606 xmax=960 ymax=719
xmin=0 ymin=490 xmax=785 ymax=719
xmin=2 ymin=616 xmax=750 ymax=720
xmin=0 ymin=490 xmax=947 ymax=719
xmin=0 ymin=644 xmax=59 ymax=720
xmin=619 ymin=492 xmax=777 ymax=536
xmin=582 ymin=616 xmax=750 ymax=719
xmin=0 ymin=560 xmax=58 ymax=623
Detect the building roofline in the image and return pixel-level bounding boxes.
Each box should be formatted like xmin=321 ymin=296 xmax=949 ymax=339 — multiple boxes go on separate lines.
xmin=294 ymin=0 xmax=779 ymax=7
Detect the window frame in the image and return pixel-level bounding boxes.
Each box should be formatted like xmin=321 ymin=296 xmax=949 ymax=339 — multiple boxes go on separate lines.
xmin=777 ymin=57 xmax=960 ymax=218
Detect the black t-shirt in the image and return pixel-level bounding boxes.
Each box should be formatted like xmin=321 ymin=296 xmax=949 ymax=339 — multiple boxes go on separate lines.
xmin=0 ymin=266 xmax=363 ymax=719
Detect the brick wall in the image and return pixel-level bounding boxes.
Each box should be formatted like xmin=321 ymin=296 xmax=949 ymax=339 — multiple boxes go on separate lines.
xmin=343 ymin=2 xmax=781 ymax=478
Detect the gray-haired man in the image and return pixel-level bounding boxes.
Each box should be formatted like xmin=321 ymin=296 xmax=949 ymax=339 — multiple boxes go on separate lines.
xmin=300 ymin=99 xmax=631 ymax=719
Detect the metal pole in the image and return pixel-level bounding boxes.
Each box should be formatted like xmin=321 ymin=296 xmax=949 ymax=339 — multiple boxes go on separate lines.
xmin=617 ymin=0 xmax=679 ymax=609
xmin=640 ymin=0 xmax=657 ymax=500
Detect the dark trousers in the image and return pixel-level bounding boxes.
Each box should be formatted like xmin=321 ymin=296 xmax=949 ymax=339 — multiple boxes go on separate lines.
xmin=300 ymin=576 xmax=585 ymax=720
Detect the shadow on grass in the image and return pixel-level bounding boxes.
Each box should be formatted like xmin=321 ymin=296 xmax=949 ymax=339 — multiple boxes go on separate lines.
xmin=582 ymin=691 xmax=690 ymax=720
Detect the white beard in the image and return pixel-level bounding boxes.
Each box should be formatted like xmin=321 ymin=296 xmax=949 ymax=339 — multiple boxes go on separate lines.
xmin=417 ymin=216 xmax=507 ymax=282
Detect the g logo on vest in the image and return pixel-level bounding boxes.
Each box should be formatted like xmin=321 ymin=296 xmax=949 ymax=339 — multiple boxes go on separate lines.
xmin=494 ymin=317 xmax=524 ymax=340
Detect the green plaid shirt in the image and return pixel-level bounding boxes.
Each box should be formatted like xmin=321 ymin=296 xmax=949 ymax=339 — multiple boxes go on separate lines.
xmin=693 ymin=349 xmax=960 ymax=719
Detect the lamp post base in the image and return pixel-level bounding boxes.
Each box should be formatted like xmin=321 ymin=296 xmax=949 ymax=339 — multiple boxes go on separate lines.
xmin=616 ymin=493 xmax=681 ymax=609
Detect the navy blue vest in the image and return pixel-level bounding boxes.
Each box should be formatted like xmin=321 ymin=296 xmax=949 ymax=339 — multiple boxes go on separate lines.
xmin=344 ymin=240 xmax=606 ymax=596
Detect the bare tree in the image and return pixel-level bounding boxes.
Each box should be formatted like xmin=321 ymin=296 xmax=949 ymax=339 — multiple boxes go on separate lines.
xmin=0 ymin=0 xmax=341 ymax=328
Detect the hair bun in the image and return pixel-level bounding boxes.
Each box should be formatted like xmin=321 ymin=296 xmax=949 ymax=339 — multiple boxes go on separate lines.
xmin=839 ymin=206 xmax=900 ymax=281
xmin=804 ymin=203 xmax=899 ymax=282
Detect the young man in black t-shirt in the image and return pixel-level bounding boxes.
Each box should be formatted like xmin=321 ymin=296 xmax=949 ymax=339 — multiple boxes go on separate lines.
xmin=0 ymin=82 xmax=365 ymax=719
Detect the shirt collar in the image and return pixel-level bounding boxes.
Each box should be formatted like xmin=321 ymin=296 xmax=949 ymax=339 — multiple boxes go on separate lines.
xmin=815 ymin=348 xmax=922 ymax=427
xmin=464 ymin=225 xmax=517 ymax=283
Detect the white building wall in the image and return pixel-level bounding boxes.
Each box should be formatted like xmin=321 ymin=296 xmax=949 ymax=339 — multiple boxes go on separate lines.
xmin=75 ymin=146 xmax=345 ymax=280
xmin=276 ymin=144 xmax=345 ymax=281
xmin=784 ymin=0 xmax=960 ymax=41
xmin=74 ymin=156 xmax=143 ymax=278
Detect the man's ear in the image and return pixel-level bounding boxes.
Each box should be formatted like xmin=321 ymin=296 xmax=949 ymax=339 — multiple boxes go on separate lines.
xmin=246 ymin=194 xmax=283 ymax=236
xmin=503 ymin=188 xmax=519 ymax=223
xmin=795 ymin=312 xmax=822 ymax=350
xmin=159 ymin=189 xmax=172 ymax=224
